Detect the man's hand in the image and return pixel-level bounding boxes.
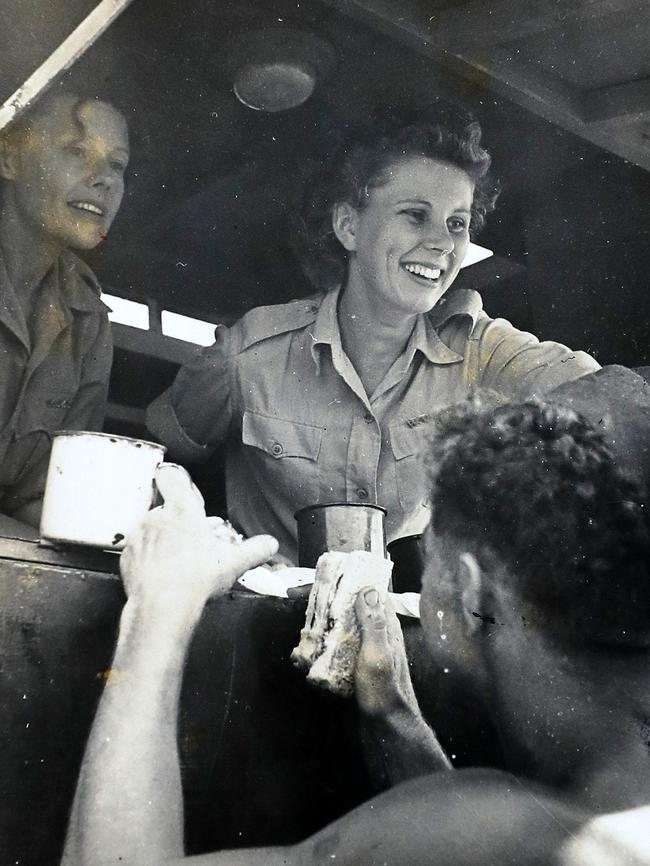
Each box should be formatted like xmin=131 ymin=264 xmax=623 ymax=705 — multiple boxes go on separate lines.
xmin=354 ymin=588 xmax=420 ymax=720
xmin=120 ymin=463 xmax=278 ymax=620
xmin=63 ymin=464 xmax=281 ymax=866
xmin=354 ymin=587 xmax=452 ymax=781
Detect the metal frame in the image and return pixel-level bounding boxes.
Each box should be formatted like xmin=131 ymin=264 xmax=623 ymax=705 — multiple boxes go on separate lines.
xmin=0 ymin=0 xmax=135 ymax=132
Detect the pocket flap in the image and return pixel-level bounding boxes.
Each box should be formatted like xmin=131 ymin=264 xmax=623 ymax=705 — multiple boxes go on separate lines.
xmin=389 ymin=414 xmax=435 ymax=461
xmin=242 ymin=411 xmax=323 ymax=460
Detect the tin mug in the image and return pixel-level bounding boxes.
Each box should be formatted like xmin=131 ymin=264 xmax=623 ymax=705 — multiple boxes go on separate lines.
xmin=40 ymin=431 xmax=166 ymax=550
xmin=294 ymin=502 xmax=387 ymax=568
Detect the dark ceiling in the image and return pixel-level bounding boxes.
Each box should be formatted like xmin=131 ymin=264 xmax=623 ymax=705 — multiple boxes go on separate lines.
xmin=1 ymin=0 xmax=649 ymax=349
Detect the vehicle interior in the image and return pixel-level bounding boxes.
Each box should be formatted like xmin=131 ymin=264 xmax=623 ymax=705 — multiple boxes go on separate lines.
xmin=4 ymin=0 xmax=649 ymax=510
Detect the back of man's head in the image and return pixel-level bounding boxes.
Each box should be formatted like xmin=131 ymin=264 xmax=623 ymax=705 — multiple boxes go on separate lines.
xmin=429 ymin=396 xmax=650 ymax=650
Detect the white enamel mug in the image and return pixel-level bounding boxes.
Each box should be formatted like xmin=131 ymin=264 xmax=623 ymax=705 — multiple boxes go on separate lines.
xmin=40 ymin=431 xmax=166 ymax=550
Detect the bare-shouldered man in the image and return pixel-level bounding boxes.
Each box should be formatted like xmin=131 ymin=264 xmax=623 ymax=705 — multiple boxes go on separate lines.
xmin=62 ymin=367 xmax=650 ymax=865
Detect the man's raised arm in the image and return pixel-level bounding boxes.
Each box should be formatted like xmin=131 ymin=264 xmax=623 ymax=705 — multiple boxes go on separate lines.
xmin=61 ymin=464 xmax=277 ymax=866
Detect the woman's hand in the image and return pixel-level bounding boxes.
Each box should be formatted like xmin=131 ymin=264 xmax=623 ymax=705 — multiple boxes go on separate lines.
xmin=120 ymin=463 xmax=278 ymax=623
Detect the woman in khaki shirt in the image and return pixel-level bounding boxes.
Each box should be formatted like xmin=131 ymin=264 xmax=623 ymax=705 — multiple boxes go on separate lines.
xmin=148 ymin=102 xmax=599 ymax=562
xmin=0 ymin=92 xmax=129 ymax=526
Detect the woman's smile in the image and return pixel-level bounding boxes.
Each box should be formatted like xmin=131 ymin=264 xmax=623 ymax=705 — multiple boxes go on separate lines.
xmin=402 ymin=262 xmax=443 ymax=282
xmin=338 ymin=155 xmax=474 ymax=319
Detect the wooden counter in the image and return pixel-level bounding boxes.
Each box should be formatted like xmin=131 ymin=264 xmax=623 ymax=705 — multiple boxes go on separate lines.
xmin=0 ymin=536 xmax=502 ymax=865
xmin=0 ymin=537 xmax=377 ymax=865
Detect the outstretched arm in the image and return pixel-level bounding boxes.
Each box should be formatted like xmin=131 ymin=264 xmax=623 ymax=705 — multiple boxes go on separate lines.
xmin=62 ymin=464 xmax=278 ymax=866
xmin=354 ymin=588 xmax=451 ymax=787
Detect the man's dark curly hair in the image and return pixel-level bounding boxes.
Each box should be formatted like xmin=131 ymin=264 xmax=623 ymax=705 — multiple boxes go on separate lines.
xmin=292 ymin=100 xmax=500 ymax=290
xmin=429 ymin=397 xmax=650 ymax=649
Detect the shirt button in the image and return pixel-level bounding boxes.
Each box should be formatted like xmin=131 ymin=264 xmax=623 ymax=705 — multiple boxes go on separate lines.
xmin=271 ymin=442 xmax=283 ymax=457
xmin=356 ymin=488 xmax=368 ymax=500
xmin=364 ymin=413 xmax=374 ymax=423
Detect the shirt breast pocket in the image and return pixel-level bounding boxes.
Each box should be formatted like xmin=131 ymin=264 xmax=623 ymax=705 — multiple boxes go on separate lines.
xmin=242 ymin=411 xmax=324 ymax=504
xmin=389 ymin=416 xmax=435 ymax=514
xmin=16 ymin=392 xmax=76 ymax=437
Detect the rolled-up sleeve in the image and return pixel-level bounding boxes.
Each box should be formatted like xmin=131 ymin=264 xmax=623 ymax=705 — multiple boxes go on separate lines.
xmin=474 ymin=316 xmax=601 ymax=399
xmin=146 ymin=324 xmax=234 ymax=463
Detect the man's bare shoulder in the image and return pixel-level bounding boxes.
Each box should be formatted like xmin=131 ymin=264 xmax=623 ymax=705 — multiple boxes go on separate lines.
xmin=179 ymin=770 xmax=589 ymax=866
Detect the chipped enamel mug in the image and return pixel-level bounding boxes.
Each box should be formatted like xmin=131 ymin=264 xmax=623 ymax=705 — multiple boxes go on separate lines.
xmin=40 ymin=431 xmax=166 ymax=550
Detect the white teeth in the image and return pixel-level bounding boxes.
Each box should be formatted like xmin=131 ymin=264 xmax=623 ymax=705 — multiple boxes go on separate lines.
xmin=70 ymin=201 xmax=104 ymax=216
xmin=404 ymin=263 xmax=441 ymax=280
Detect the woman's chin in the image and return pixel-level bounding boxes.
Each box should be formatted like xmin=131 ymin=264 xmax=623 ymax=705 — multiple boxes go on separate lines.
xmin=428 ymin=287 xmax=450 ymax=310
xmin=66 ymin=230 xmax=107 ymax=251
xmin=404 ymin=284 xmax=448 ymax=315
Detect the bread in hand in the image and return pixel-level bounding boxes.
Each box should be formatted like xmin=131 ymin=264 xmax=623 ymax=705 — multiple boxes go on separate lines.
xmin=291 ymin=550 xmax=393 ymax=697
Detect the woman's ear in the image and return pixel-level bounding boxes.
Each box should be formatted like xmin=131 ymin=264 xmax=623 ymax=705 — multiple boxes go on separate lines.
xmin=331 ymin=201 xmax=359 ymax=252
xmin=458 ymin=552 xmax=484 ymax=635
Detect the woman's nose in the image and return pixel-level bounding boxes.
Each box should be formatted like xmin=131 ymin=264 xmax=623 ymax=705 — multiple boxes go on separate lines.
xmin=89 ymin=159 xmax=118 ymax=190
xmin=422 ymin=235 xmax=454 ymax=256
xmin=90 ymin=172 xmax=113 ymax=190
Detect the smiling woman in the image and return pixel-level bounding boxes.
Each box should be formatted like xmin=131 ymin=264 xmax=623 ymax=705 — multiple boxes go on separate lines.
xmin=0 ymin=91 xmax=129 ymax=527
xmin=147 ymin=101 xmax=600 ymax=563
xmin=333 ymin=157 xmax=474 ymax=330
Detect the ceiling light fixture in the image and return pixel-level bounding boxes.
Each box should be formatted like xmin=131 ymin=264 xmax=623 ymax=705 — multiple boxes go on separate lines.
xmin=228 ymin=27 xmax=336 ymax=113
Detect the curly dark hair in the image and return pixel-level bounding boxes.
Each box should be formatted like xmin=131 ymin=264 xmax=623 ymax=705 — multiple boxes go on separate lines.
xmin=429 ymin=397 xmax=650 ymax=649
xmin=292 ymin=100 xmax=500 ymax=290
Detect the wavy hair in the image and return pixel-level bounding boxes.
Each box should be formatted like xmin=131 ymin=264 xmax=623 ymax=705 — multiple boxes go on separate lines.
xmin=0 ymin=92 xmax=127 ymax=164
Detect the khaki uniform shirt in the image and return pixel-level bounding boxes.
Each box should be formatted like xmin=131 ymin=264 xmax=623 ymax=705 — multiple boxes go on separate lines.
xmin=147 ymin=287 xmax=600 ymax=562
xmin=0 ymin=251 xmax=112 ymax=515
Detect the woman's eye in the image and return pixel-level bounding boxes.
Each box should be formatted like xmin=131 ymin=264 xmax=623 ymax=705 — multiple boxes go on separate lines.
xmin=402 ymin=209 xmax=426 ymax=225
xmin=66 ymin=144 xmax=86 ymax=158
xmin=110 ymin=160 xmax=126 ymax=174
xmin=448 ymin=217 xmax=468 ymax=233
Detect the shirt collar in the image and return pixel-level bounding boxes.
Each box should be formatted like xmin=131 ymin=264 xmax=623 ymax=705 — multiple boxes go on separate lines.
xmin=0 ymin=249 xmax=107 ymax=353
xmin=309 ymin=286 xmax=340 ymax=369
xmin=0 ymin=250 xmax=107 ymax=317
xmin=428 ymin=287 xmax=483 ymax=330
xmin=309 ymin=285 xmax=483 ymax=369
xmin=404 ymin=313 xmax=456 ymax=364
xmin=58 ymin=251 xmax=110 ymax=314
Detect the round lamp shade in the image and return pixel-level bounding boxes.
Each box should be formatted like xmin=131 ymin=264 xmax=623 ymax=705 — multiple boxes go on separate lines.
xmin=227 ymin=27 xmax=336 ymax=113
xmin=234 ymin=60 xmax=316 ymax=112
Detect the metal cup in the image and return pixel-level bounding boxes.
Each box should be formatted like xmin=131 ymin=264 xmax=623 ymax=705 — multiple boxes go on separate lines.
xmin=294 ymin=502 xmax=387 ymax=568
xmin=40 ymin=431 xmax=166 ymax=550
xmin=386 ymin=534 xmax=425 ymax=593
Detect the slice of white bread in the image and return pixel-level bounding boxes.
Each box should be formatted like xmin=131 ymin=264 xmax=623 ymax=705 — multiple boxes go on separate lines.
xmin=291 ymin=550 xmax=393 ymax=697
